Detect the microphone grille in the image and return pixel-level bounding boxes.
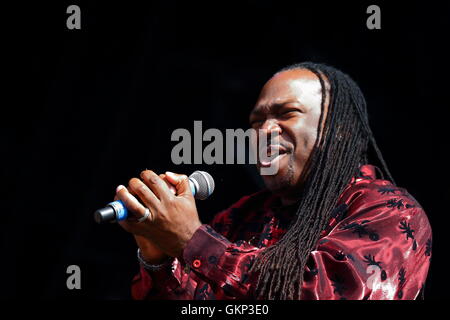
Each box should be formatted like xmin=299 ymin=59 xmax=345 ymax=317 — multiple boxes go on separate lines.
xmin=189 ymin=171 xmax=215 ymax=200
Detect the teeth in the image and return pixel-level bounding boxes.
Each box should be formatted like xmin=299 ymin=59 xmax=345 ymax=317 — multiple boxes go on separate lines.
xmin=261 ymin=145 xmax=288 ymax=159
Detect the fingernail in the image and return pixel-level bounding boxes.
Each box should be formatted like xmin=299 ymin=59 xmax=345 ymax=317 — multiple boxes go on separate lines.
xmin=165 ymin=171 xmax=178 ymax=181
xmin=116 ymin=185 xmax=125 ymax=193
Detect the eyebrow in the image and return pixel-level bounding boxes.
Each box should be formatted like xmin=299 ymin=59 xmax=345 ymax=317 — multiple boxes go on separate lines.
xmin=250 ymin=99 xmax=301 ymax=117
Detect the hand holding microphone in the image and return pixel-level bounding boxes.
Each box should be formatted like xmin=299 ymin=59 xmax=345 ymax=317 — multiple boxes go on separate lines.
xmin=97 ymin=170 xmax=214 ymax=259
xmin=95 ymin=170 xmax=214 ymax=224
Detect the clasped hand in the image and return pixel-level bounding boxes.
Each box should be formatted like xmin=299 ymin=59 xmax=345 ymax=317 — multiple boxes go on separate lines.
xmin=114 ymin=170 xmax=202 ymax=260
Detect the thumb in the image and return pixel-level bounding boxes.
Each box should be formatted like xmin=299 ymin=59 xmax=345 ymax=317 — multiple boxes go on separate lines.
xmin=165 ymin=172 xmax=191 ymax=197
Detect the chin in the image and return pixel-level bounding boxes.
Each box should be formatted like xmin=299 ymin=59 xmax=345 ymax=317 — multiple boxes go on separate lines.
xmin=261 ymin=167 xmax=294 ymax=194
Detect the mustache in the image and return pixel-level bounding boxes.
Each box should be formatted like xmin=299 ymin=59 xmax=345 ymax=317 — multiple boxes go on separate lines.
xmin=256 ymin=142 xmax=292 ymax=159
xmin=264 ymin=132 xmax=291 ymax=149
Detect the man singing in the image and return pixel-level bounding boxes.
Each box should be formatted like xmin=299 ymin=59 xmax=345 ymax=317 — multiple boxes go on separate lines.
xmin=114 ymin=62 xmax=432 ymax=300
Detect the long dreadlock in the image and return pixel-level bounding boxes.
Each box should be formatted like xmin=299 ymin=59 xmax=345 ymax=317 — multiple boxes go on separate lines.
xmin=249 ymin=62 xmax=395 ymax=299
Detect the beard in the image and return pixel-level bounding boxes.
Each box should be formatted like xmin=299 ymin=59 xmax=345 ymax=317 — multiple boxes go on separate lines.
xmin=261 ymin=154 xmax=296 ymax=194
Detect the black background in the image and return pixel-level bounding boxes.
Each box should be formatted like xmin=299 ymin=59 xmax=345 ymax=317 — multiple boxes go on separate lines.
xmin=2 ymin=1 xmax=449 ymax=299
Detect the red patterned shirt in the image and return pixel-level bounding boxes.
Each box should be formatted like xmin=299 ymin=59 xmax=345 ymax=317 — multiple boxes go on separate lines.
xmin=131 ymin=165 xmax=432 ymax=300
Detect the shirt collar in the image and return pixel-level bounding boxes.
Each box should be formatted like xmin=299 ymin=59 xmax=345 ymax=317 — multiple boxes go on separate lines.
xmin=262 ymin=164 xmax=377 ymax=210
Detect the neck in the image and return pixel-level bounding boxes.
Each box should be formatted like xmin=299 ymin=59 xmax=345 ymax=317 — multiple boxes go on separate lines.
xmin=280 ymin=194 xmax=300 ymax=206
xmin=276 ymin=183 xmax=305 ymax=207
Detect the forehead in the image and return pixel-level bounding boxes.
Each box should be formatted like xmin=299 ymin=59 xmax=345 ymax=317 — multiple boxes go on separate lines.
xmin=255 ymin=69 xmax=324 ymax=111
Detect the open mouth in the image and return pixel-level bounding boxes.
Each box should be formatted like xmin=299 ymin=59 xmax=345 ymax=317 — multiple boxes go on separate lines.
xmin=259 ymin=145 xmax=289 ymax=167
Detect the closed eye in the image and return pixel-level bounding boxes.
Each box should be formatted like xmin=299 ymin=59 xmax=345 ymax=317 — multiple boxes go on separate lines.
xmin=279 ymin=109 xmax=302 ymax=118
xmin=249 ymin=119 xmax=264 ymax=127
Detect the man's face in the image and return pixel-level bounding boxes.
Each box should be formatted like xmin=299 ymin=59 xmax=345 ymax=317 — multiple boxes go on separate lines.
xmin=249 ymin=69 xmax=329 ymax=200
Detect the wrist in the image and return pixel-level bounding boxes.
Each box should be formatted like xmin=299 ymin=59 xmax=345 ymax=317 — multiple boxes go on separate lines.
xmin=185 ymin=221 xmax=202 ymax=244
xmin=139 ymin=249 xmax=169 ymax=265
xmin=137 ymin=249 xmax=173 ymax=271
xmin=177 ymin=221 xmax=202 ymax=258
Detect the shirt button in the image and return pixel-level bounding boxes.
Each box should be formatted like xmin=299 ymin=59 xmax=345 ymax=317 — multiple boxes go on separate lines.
xmin=192 ymin=259 xmax=202 ymax=268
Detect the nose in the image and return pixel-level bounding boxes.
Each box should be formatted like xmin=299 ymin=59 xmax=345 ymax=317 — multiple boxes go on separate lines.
xmin=260 ymin=119 xmax=282 ymax=143
xmin=260 ymin=118 xmax=282 ymax=135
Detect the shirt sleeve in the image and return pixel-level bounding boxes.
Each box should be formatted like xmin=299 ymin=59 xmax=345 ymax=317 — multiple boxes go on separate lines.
xmin=301 ymin=180 xmax=432 ymax=300
xmin=130 ymin=195 xmax=259 ymax=300
xmin=131 ymin=260 xmax=182 ymax=300
xmin=181 ymin=223 xmax=262 ymax=299
xmin=131 ymin=207 xmax=263 ymax=300
xmin=130 ymin=193 xmax=258 ymax=300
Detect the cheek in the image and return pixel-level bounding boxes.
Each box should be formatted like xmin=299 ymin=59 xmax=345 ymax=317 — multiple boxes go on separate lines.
xmin=287 ymin=128 xmax=318 ymax=180
xmin=300 ymin=127 xmax=319 ymax=153
xmin=288 ymin=119 xmax=319 ymax=157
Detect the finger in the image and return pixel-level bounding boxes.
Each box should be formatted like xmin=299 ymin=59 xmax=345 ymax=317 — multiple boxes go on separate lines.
xmin=140 ymin=170 xmax=173 ymax=202
xmin=128 ymin=178 xmax=161 ymax=214
xmin=126 ymin=185 xmax=147 ymax=199
xmin=127 ymin=185 xmax=165 ymax=208
xmin=160 ymin=174 xmax=177 ymax=195
xmin=115 ymin=185 xmax=154 ymax=222
xmin=165 ymin=172 xmax=192 ymax=198
xmin=164 ymin=171 xmax=183 ymax=186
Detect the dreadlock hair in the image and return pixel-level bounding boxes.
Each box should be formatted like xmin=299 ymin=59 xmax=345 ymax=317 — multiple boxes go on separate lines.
xmin=249 ymin=62 xmax=395 ymax=299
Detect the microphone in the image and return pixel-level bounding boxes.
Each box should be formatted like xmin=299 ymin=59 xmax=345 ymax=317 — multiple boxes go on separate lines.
xmin=94 ymin=171 xmax=214 ymax=224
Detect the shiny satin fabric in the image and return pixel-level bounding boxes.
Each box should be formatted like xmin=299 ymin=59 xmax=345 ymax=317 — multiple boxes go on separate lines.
xmin=131 ymin=165 xmax=432 ymax=300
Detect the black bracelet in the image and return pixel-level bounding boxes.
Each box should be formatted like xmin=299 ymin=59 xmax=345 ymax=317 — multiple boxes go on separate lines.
xmin=137 ymin=248 xmax=173 ymax=271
